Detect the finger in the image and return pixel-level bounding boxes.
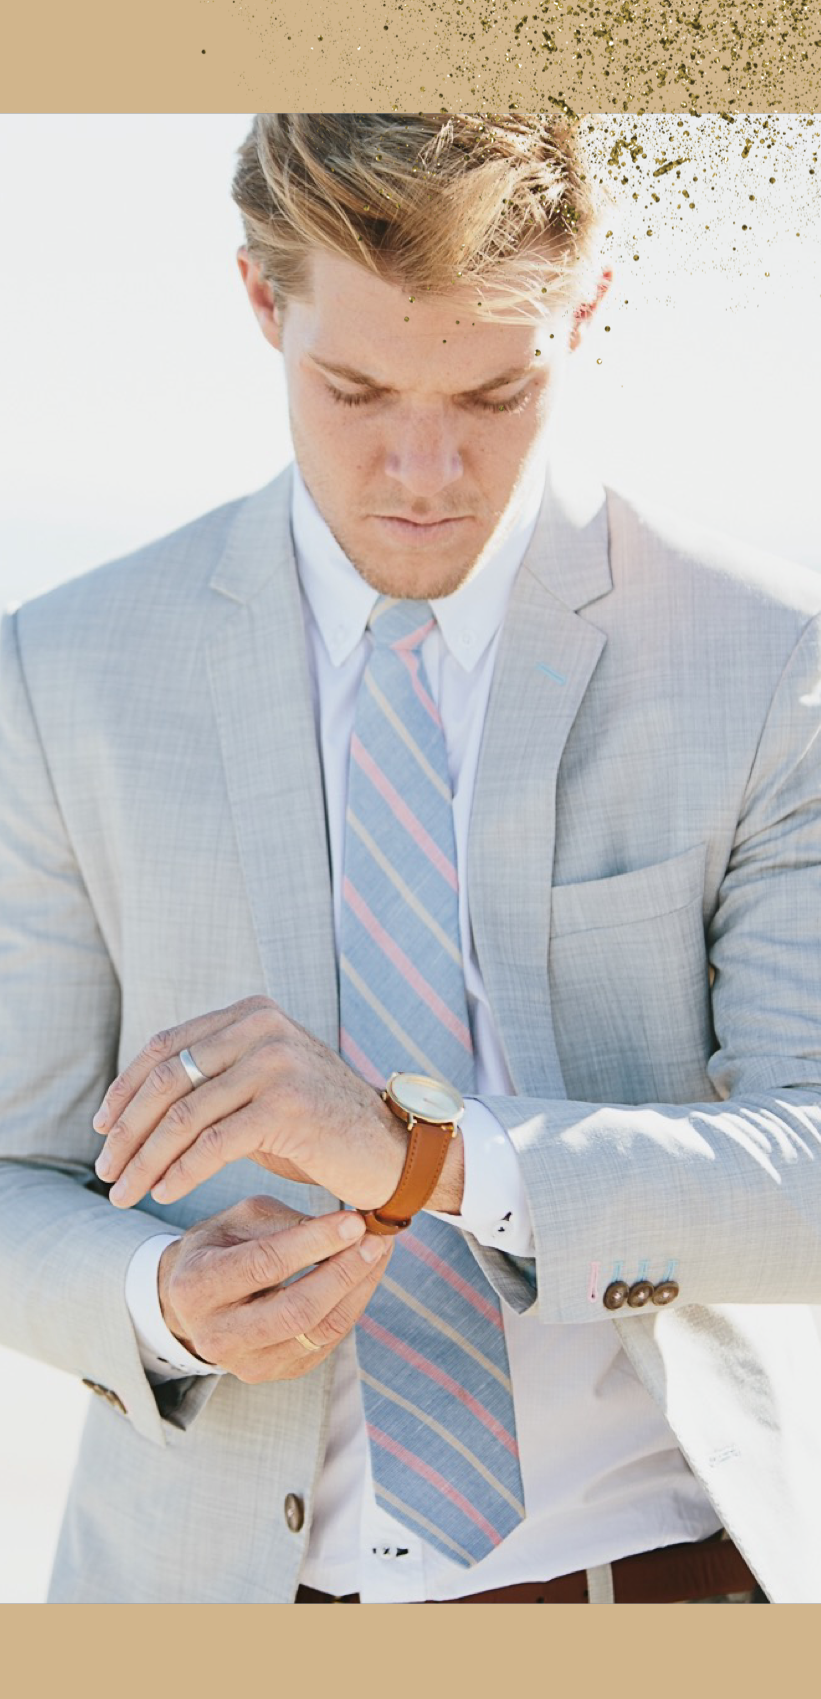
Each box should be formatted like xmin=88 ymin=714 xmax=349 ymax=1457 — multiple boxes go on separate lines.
xmin=144 ymin=1098 xmax=288 ymax=1206
xmin=233 ymin=1234 xmax=392 ymax=1353
xmin=93 ymin=1009 xmax=235 ymax=1133
xmin=98 ymin=1069 xmax=262 ymax=1206
xmin=96 ymin=1011 xmax=286 ymax=1203
xmin=92 ymin=995 xmax=280 ymax=1132
xmin=284 ymin=1235 xmax=395 ymax=1350
xmin=206 ymin=1209 xmax=369 ymax=1305
xmin=192 ymin=1192 xmax=322 ymax=1244
xmin=234 ymin=1239 xmax=394 ymax=1384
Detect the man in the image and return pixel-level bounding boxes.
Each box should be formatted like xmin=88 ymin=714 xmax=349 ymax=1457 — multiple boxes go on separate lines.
xmin=1 ymin=112 xmax=820 ymax=1605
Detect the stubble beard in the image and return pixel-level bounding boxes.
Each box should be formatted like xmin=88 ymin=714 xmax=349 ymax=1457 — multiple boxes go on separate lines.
xmin=342 ymin=541 xmax=486 ymax=602
xmin=308 ymin=478 xmax=495 ymax=599
xmin=292 ymin=446 xmax=520 ymax=600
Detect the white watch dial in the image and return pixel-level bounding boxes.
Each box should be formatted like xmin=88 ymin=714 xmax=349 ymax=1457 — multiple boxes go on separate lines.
xmin=390 ymin=1073 xmax=464 ymax=1124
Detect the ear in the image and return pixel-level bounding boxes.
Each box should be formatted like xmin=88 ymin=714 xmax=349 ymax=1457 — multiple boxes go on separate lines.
xmin=236 ymin=247 xmax=284 ymax=352
xmin=569 ymin=268 xmax=613 ymax=351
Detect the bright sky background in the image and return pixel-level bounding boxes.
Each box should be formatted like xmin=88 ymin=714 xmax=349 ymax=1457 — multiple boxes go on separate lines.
xmin=0 ymin=113 xmax=820 ymax=1603
xmin=1 ymin=112 xmax=819 ymax=613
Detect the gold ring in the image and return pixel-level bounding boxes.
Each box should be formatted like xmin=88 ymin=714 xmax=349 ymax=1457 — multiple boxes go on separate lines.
xmin=295 ymin=1331 xmax=323 ymax=1352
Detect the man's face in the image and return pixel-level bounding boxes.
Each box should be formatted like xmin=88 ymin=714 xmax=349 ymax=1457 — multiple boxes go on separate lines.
xmin=240 ymin=245 xmax=590 ymax=600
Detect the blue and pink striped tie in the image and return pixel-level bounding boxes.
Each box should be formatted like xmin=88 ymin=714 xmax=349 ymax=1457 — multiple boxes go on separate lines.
xmin=340 ymin=595 xmax=525 ymax=1566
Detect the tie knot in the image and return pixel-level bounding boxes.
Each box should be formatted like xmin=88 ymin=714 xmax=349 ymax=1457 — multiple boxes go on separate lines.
xmin=367 ymin=597 xmax=436 ymax=653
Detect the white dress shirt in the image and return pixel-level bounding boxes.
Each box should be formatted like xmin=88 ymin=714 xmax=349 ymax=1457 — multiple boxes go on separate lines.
xmin=125 ymin=456 xmax=720 ymax=1600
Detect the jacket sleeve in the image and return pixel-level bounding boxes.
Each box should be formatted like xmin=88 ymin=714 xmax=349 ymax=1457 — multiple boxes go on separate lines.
xmin=466 ymin=612 xmax=821 ymax=1322
xmin=0 ymin=606 xmax=219 ymax=1447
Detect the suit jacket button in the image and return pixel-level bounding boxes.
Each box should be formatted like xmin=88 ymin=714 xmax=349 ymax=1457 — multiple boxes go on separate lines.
xmin=284 ymin=1493 xmax=305 ymax=1533
xmin=602 ymin=1280 xmax=630 ymax=1311
xmin=627 ymin=1280 xmax=654 ymax=1308
xmin=652 ymin=1280 xmax=680 ymax=1306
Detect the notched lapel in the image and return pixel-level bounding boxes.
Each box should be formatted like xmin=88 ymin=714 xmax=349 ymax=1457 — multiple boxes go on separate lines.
xmin=468 ymin=460 xmax=611 ymax=1096
xmin=205 ymin=473 xmax=338 ymax=1052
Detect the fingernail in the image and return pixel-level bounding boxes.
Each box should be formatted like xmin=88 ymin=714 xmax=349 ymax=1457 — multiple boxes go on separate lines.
xmin=92 ymin=1109 xmax=108 ymax=1132
xmin=95 ymin=1151 xmax=113 ymax=1179
xmin=109 ymin=1178 xmax=128 ymax=1204
xmin=338 ymin=1213 xmax=365 ymax=1241
xmin=359 ymin=1234 xmax=388 ymax=1262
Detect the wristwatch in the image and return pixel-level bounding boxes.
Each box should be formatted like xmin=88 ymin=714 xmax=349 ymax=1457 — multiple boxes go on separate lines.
xmin=360 ymin=1072 xmax=465 ymax=1235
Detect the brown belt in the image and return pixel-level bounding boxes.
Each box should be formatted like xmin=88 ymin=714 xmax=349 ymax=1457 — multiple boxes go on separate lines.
xmin=295 ymin=1531 xmax=759 ymax=1604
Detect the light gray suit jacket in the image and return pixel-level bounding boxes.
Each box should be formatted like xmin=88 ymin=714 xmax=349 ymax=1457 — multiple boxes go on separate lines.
xmin=2 ymin=458 xmax=821 ymax=1603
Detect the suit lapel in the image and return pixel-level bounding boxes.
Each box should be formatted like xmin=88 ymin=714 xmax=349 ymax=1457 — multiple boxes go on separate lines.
xmin=204 ymin=467 xmax=339 ymax=1051
xmin=469 ymin=458 xmax=612 ymax=1096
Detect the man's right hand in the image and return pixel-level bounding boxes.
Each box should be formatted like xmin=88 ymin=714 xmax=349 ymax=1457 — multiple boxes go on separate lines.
xmin=157 ymin=1195 xmax=392 ymax=1383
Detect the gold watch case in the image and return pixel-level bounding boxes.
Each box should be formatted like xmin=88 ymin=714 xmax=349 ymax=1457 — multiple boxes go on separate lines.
xmin=383 ymin=1071 xmax=465 ymax=1132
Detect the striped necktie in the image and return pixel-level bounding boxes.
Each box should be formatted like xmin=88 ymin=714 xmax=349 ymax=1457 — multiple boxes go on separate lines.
xmin=340 ymin=595 xmax=525 ymax=1567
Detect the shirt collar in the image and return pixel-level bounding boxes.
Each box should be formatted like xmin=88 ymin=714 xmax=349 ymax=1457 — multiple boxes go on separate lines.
xmin=290 ymin=456 xmax=546 ymax=674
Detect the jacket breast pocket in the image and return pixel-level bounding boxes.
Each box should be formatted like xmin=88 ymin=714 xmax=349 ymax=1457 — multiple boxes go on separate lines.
xmin=548 ymin=843 xmax=718 ymax=1106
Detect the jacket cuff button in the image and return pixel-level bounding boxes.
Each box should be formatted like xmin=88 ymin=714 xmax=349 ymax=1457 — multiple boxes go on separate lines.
xmin=652 ymin=1280 xmax=680 ymax=1306
xmin=627 ymin=1280 xmax=655 ymax=1308
xmin=284 ymin=1492 xmax=305 ymax=1532
xmin=602 ymin=1280 xmax=630 ymax=1311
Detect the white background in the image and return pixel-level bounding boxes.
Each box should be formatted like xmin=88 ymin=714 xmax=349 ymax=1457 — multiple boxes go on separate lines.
xmin=0 ymin=113 xmax=819 ymax=1603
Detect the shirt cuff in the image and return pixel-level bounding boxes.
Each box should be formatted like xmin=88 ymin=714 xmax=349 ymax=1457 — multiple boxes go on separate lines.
xmin=124 ymin=1233 xmax=225 ymax=1380
xmin=425 ymin=1098 xmax=535 ymax=1256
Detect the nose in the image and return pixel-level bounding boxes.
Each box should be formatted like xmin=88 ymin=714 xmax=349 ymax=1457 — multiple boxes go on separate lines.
xmin=383 ymin=408 xmax=464 ymax=497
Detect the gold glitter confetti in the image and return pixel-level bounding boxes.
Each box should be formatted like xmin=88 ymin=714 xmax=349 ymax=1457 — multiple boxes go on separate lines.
xmin=580 ymin=111 xmax=821 ymax=297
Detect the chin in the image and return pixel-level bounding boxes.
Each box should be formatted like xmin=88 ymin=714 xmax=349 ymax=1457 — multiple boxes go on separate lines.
xmin=354 ymin=556 xmax=477 ymax=601
xmin=348 ymin=530 xmax=487 ymax=601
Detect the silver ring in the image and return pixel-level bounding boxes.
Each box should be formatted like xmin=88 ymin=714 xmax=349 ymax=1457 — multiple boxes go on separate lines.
xmin=178 ymin=1047 xmax=210 ymax=1089
xmin=294 ymin=1331 xmax=323 ymax=1353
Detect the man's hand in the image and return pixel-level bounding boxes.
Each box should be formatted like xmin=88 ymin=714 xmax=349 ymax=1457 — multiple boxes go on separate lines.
xmin=156 ymin=1194 xmax=392 ymax=1382
xmin=92 ymin=995 xmax=465 ymax=1214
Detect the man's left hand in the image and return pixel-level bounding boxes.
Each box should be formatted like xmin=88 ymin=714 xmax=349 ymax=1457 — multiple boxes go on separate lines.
xmin=93 ymin=995 xmax=464 ymax=1214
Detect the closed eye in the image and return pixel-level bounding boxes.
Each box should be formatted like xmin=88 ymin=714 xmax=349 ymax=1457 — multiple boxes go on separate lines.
xmin=325 ymin=382 xmax=535 ymax=416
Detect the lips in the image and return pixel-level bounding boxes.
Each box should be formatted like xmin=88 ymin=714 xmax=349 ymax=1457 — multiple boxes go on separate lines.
xmin=371 ymin=514 xmax=472 ymax=543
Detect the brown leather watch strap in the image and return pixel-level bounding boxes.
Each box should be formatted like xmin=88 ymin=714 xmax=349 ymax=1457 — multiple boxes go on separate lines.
xmin=361 ymin=1115 xmax=456 ymax=1235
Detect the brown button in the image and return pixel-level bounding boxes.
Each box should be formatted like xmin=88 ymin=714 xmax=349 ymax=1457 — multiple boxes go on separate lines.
xmin=602 ymin=1280 xmax=630 ymax=1311
xmin=81 ymin=1378 xmax=126 ymax=1414
xmin=652 ymin=1280 xmax=680 ymax=1306
xmin=627 ymin=1280 xmax=655 ymax=1309
xmin=284 ymin=1493 xmax=305 ymax=1533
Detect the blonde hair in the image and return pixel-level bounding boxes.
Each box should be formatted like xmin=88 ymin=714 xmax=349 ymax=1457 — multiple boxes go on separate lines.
xmin=231 ymin=113 xmax=605 ymax=324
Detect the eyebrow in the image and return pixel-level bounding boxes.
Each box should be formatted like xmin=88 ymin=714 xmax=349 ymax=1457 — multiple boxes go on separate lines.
xmin=308 ymin=355 xmax=536 ymax=396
